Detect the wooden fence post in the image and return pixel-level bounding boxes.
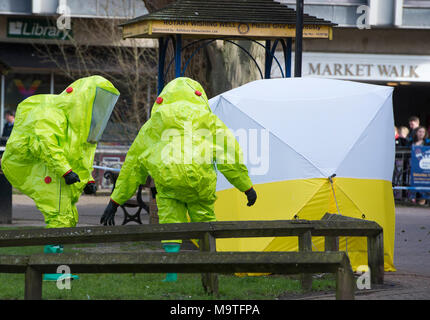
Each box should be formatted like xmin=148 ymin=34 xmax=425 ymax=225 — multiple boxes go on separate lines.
xmin=367 ymin=231 xmax=384 ymax=284
xmin=298 ymin=230 xmax=312 ymax=291
xmin=200 ymin=232 xmax=219 ymax=295
xmin=25 ymin=266 xmax=42 ymax=300
xmin=325 ymin=236 xmax=339 ymax=251
xmin=336 ymin=266 xmax=355 ymax=300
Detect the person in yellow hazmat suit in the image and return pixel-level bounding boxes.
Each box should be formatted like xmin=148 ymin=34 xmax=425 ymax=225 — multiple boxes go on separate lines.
xmin=100 ymin=77 xmax=257 ymax=282
xmin=1 ymin=75 xmax=120 ymax=281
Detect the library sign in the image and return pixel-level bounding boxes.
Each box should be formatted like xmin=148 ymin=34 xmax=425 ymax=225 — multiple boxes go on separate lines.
xmin=272 ymin=52 xmax=430 ymax=82
xmin=7 ymin=18 xmax=72 ymax=40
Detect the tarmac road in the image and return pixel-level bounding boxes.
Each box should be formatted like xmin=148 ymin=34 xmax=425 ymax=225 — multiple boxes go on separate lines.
xmin=7 ymin=194 xmax=149 ymax=227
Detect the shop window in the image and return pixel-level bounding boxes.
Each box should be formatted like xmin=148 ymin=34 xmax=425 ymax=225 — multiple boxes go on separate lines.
xmin=279 ymin=0 xmax=366 ymax=5
xmin=53 ymin=73 xmax=74 ymax=94
xmin=67 ymin=0 xmax=147 ymax=18
xmin=0 ymin=0 xmax=32 ymax=14
xmin=4 ymin=73 xmax=51 ymax=112
xmin=404 ymin=0 xmax=430 ymax=8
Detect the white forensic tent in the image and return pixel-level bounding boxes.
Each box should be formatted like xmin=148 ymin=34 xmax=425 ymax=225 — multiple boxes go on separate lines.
xmin=210 ymin=77 xmax=396 ymax=271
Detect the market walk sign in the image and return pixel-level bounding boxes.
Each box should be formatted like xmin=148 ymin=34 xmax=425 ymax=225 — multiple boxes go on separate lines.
xmin=273 ymin=52 xmax=430 ymax=82
xmin=7 ymin=18 xmax=72 ymax=40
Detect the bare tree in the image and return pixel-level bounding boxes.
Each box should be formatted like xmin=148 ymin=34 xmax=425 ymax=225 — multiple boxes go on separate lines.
xmin=142 ymin=0 xmax=265 ymax=98
xmin=34 ymin=2 xmax=158 ymax=142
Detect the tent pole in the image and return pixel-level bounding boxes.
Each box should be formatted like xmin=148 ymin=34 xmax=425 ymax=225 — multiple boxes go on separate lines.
xmin=328 ymin=174 xmax=348 ymax=253
xmin=328 ymin=174 xmax=341 ymax=215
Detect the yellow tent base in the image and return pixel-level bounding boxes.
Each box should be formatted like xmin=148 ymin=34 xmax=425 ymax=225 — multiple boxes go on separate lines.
xmin=214 ymin=177 xmax=396 ymax=272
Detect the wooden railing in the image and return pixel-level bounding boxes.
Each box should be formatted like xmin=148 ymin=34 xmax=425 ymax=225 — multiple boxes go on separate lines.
xmin=0 ymin=216 xmax=384 ymax=300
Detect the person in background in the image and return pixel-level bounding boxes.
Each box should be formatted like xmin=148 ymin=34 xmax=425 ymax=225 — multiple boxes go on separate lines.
xmin=395 ymin=126 xmax=408 ymax=147
xmin=411 ymin=126 xmax=430 ymax=205
xmin=407 ymin=116 xmax=420 ymax=144
xmin=399 ymin=126 xmax=409 ymax=139
xmin=0 ymin=110 xmax=15 ymax=146
xmin=412 ymin=126 xmax=430 ymax=146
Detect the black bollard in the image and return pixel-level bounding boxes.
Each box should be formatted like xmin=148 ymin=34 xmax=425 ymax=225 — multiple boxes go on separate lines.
xmin=0 ymin=173 xmax=12 ymax=224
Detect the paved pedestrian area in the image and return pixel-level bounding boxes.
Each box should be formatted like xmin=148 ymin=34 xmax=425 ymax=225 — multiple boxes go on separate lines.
xmin=299 ymin=203 xmax=430 ymax=300
xmin=352 ymin=272 xmax=430 ymax=300
xmin=285 ymin=272 xmax=430 ymax=300
xmin=3 ymin=194 xmax=149 ymax=227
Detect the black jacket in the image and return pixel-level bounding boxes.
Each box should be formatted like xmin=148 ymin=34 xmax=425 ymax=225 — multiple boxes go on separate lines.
xmin=396 ymin=137 xmax=408 ymax=147
xmin=1 ymin=122 xmax=13 ymax=138
xmin=1 ymin=122 xmax=13 ymax=146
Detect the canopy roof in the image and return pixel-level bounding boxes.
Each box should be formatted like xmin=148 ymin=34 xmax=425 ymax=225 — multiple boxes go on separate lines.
xmin=121 ymin=0 xmax=335 ymax=40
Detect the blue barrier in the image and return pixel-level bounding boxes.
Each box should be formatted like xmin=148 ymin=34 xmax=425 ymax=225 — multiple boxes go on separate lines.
xmin=93 ymin=165 xmax=121 ymax=173
xmin=393 ymin=186 xmax=430 ymax=191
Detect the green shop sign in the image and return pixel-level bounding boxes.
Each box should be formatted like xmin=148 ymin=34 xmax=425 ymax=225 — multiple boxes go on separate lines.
xmin=7 ymin=18 xmax=72 ymax=40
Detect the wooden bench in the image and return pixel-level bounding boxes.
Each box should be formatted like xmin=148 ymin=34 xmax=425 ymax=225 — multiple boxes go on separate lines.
xmin=0 ymin=218 xmax=384 ymax=300
xmin=313 ymin=213 xmax=384 ymax=285
xmin=0 ymin=251 xmax=354 ymax=300
xmin=103 ymin=171 xmax=149 ymax=225
xmin=0 ymin=220 xmax=317 ymax=296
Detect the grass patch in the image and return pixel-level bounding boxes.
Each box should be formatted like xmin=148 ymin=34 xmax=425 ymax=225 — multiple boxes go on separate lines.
xmin=0 ymin=273 xmax=335 ymax=300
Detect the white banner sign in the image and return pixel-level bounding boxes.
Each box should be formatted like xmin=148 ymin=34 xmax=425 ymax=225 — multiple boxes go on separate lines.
xmin=272 ymin=52 xmax=430 ymax=82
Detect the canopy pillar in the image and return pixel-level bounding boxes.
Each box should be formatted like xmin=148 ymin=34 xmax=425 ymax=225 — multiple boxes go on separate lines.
xmin=157 ymin=37 xmax=167 ymax=95
xmin=174 ymin=34 xmax=182 ymax=78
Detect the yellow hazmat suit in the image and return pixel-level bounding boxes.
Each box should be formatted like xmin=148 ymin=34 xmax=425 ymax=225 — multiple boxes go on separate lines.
xmin=109 ymin=77 xmax=253 ymax=229
xmin=1 ymin=75 xmax=120 ymax=228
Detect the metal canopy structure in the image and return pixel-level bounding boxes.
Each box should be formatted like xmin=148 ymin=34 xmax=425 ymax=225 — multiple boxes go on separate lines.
xmin=121 ymin=0 xmax=335 ymax=93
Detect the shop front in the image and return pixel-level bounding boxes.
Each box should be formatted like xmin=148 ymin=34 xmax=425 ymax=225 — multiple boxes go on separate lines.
xmin=272 ymin=51 xmax=430 ymax=129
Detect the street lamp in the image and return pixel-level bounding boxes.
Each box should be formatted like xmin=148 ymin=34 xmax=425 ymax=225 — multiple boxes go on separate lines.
xmin=295 ymin=0 xmax=304 ymax=77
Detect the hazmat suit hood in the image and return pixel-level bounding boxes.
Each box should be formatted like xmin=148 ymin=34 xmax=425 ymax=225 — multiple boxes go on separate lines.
xmin=1 ymin=75 xmax=119 ymax=228
xmin=58 ymin=75 xmax=120 ymax=144
xmin=151 ymin=77 xmax=211 ymax=116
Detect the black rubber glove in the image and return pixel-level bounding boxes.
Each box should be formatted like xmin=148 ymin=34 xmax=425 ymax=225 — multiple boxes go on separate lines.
xmin=63 ymin=171 xmax=81 ymax=185
xmin=100 ymin=199 xmax=119 ymax=226
xmin=150 ymin=186 xmax=157 ymax=199
xmin=245 ymin=187 xmax=257 ymax=206
xmin=83 ymin=181 xmax=97 ymax=194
